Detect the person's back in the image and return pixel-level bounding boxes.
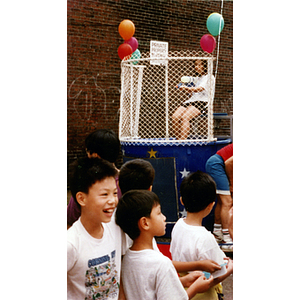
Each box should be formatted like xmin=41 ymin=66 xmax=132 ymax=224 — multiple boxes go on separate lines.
xmin=171 ymin=218 xmax=226 ymax=277
xmin=170 ymin=171 xmax=233 ymax=300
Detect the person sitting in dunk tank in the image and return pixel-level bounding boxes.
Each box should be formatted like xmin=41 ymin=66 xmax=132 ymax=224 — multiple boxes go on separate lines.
xmin=172 ymin=59 xmax=215 ymax=140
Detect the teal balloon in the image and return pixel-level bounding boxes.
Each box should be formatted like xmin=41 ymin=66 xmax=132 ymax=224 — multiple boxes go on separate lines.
xmin=206 ymin=13 xmax=224 ymax=36
xmin=130 ymin=49 xmax=141 ymax=65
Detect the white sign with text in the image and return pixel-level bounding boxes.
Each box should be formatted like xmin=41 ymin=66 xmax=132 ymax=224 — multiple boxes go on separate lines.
xmin=150 ymin=40 xmax=168 ymax=65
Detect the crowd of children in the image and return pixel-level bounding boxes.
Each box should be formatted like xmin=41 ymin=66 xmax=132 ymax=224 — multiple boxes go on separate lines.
xmin=67 ymin=129 xmax=233 ymax=300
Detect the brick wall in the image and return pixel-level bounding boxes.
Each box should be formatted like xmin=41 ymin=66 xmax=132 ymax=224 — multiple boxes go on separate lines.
xmin=67 ymin=0 xmax=233 ymax=165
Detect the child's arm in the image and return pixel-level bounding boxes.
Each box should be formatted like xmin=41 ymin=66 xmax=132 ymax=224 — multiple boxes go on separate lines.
xmin=118 ymin=277 xmax=126 ymax=300
xmin=208 ymin=258 xmax=233 ymax=288
xmin=180 ymin=271 xmax=211 ymax=288
xmin=172 ymin=259 xmax=221 ymax=273
xmin=185 ymin=273 xmax=214 ymax=299
xmin=179 ymin=85 xmax=205 ymax=93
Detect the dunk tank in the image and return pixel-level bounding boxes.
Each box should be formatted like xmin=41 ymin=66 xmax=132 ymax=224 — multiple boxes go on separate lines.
xmin=119 ymin=47 xmax=231 ymax=237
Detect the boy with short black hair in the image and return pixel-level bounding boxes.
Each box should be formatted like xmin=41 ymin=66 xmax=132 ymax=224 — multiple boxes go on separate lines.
xmin=118 ymin=158 xmax=155 ymax=194
xmin=67 ymin=157 xmax=126 ymax=300
xmin=170 ymin=171 xmax=233 ymax=300
xmin=85 ymin=128 xmax=121 ymax=163
xmin=116 ymin=190 xmax=213 ymax=300
xmin=67 ymin=128 xmax=121 ymax=228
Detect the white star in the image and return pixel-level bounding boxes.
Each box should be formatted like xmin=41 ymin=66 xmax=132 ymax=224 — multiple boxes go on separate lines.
xmin=180 ymin=168 xmax=190 ymax=178
xmin=180 ymin=208 xmax=187 ymax=218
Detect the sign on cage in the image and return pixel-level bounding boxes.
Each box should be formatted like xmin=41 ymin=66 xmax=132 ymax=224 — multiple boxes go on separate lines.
xmin=150 ymin=40 xmax=168 ymax=65
xmin=119 ymin=49 xmax=216 ymax=146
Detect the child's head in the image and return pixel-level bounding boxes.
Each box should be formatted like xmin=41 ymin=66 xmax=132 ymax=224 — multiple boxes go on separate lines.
xmin=70 ymin=157 xmax=118 ymax=207
xmin=116 ymin=190 xmax=165 ymax=240
xmin=195 ymin=59 xmax=207 ymax=75
xmin=85 ymin=129 xmax=120 ymax=163
xmin=118 ymin=159 xmax=155 ymax=194
xmin=180 ymin=171 xmax=216 ymax=213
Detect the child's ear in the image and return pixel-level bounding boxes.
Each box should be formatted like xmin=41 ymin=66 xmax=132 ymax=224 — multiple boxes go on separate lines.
xmin=138 ymin=217 xmax=150 ymax=231
xmin=87 ymin=151 xmax=101 ymax=159
xmin=179 ymin=196 xmax=184 ymax=206
xmin=76 ymin=192 xmax=86 ymax=207
xmin=148 ymin=185 xmax=153 ymax=191
xmin=207 ymin=201 xmax=215 ymax=212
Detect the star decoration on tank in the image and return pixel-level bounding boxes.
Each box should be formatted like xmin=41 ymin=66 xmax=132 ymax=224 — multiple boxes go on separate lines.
xmin=147 ymin=148 xmax=157 ymax=158
xmin=180 ymin=168 xmax=190 ymax=178
xmin=179 ymin=208 xmax=187 ymax=218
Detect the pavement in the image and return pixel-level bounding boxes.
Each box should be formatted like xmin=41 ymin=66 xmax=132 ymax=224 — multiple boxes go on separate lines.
xmin=223 ymin=251 xmax=233 ymax=300
xmin=223 ymin=273 xmax=233 ymax=300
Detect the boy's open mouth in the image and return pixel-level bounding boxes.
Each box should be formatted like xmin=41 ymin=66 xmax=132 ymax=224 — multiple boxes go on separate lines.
xmin=103 ymin=208 xmax=115 ymax=214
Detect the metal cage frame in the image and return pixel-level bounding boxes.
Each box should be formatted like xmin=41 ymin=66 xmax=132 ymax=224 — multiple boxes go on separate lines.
xmin=119 ymin=50 xmax=216 ymax=146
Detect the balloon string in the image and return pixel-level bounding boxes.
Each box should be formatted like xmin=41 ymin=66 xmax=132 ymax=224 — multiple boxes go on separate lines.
xmin=214 ymin=0 xmax=224 ymax=81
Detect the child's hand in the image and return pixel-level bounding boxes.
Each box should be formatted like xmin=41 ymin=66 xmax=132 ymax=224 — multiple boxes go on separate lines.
xmin=198 ymin=259 xmax=221 ymax=273
xmin=225 ymin=258 xmax=233 ymax=275
xmin=186 ymin=273 xmax=214 ymax=298
xmin=182 ymin=271 xmax=203 ymax=288
xmin=192 ymin=273 xmax=214 ymax=293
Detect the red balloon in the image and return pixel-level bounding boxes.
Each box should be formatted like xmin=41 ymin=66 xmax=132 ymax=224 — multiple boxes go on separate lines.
xmin=200 ymin=34 xmax=216 ymax=53
xmin=118 ymin=43 xmax=133 ymax=60
xmin=125 ymin=37 xmax=138 ymax=52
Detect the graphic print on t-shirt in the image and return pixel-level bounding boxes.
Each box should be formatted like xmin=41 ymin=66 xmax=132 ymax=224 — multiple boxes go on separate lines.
xmin=85 ymin=250 xmax=119 ymax=299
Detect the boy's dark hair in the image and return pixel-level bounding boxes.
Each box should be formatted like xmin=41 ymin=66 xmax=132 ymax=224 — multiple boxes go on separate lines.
xmin=119 ymin=159 xmax=155 ymax=194
xmin=116 ymin=190 xmax=160 ymax=240
xmin=180 ymin=171 xmax=216 ymax=213
xmin=69 ymin=157 xmax=117 ymax=206
xmin=85 ymin=129 xmax=120 ymax=163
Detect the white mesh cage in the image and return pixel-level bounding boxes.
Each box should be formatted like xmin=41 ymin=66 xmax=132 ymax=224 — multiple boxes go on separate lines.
xmin=119 ymin=50 xmax=217 ymax=146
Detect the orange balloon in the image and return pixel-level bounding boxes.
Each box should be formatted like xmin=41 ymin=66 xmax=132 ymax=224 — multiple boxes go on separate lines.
xmin=118 ymin=19 xmax=135 ymax=40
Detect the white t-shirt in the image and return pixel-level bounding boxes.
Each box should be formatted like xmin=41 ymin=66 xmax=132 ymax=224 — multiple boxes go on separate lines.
xmin=121 ymin=249 xmax=188 ymax=300
xmin=126 ymin=236 xmax=160 ymax=252
xmin=184 ymin=75 xmax=215 ymax=104
xmin=67 ymin=217 xmax=127 ymax=300
xmin=170 ymin=218 xmax=227 ymax=278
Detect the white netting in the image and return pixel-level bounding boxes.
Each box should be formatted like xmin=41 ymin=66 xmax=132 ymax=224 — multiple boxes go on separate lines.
xmin=119 ymin=50 xmax=217 ymax=146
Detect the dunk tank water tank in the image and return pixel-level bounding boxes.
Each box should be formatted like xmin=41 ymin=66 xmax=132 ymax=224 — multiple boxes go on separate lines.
xmin=119 ymin=47 xmax=231 ymax=237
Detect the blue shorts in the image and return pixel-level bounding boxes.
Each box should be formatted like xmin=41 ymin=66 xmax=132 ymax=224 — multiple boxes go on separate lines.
xmin=205 ymin=154 xmax=231 ymax=195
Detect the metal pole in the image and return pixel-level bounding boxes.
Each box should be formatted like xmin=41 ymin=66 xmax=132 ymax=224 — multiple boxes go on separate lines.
xmin=165 ymin=61 xmax=169 ymax=139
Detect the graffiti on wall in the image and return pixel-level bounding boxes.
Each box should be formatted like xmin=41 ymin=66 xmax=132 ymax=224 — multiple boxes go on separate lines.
xmin=68 ymin=72 xmax=121 ymax=125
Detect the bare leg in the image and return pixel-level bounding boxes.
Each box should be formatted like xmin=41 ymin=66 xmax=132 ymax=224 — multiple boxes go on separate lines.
xmin=179 ymin=105 xmax=201 ymax=139
xmin=172 ymin=106 xmax=186 ymax=139
xmin=214 ymin=197 xmax=222 ymax=224
xmin=180 ymin=117 xmax=191 ymax=139
xmin=218 ymin=194 xmax=233 ymax=231
xmin=228 ymin=207 xmax=233 ymax=240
